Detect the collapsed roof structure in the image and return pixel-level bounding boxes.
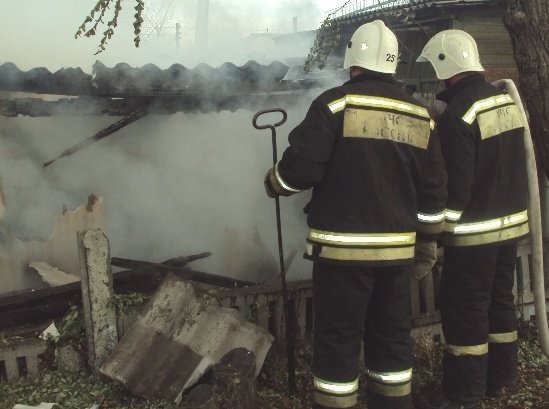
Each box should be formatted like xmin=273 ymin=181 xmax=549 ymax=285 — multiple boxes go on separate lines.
xmin=0 ymin=60 xmax=338 ymax=118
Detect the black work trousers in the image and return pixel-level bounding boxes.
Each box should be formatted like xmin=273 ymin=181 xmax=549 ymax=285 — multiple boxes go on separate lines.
xmin=312 ymin=262 xmax=413 ymax=409
xmin=440 ymin=242 xmax=519 ymax=403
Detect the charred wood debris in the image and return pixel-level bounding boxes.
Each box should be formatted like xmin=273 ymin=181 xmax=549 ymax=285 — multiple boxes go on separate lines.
xmin=0 ymin=60 xmax=322 ymax=403
xmin=0 ymin=243 xmax=302 ymax=407
xmin=0 ymin=60 xmax=333 ymax=167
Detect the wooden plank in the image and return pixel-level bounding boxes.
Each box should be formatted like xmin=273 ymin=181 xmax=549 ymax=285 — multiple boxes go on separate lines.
xmin=184 ymin=384 xmax=215 ymax=408
xmin=111 ymin=256 xmax=254 ymax=288
xmin=515 ymin=245 xmax=534 ymax=304
xmin=213 ymin=348 xmax=257 ymax=409
xmin=295 ymin=293 xmax=308 ymax=340
xmin=410 ymin=278 xmax=421 ymax=318
xmin=206 ymin=279 xmax=313 ymax=299
xmin=0 ymin=255 xmax=213 ymax=330
xmin=234 ymin=296 xmax=249 ymax=320
xmin=274 ymin=298 xmax=285 ymax=338
xmin=423 ymin=272 xmax=436 ymax=316
xmin=254 ymin=295 xmax=270 ymax=330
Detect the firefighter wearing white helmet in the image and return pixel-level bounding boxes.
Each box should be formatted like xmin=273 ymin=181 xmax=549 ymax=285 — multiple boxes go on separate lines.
xmin=416 ymin=29 xmax=484 ymax=79
xmin=416 ymin=30 xmax=528 ymax=409
xmin=263 ymin=19 xmax=447 ymax=409
xmin=343 ymin=19 xmax=399 ymax=74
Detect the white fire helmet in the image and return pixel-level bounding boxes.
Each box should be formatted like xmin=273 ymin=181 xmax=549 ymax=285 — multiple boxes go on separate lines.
xmin=416 ymin=29 xmax=484 ymax=80
xmin=343 ymin=20 xmax=398 ymax=74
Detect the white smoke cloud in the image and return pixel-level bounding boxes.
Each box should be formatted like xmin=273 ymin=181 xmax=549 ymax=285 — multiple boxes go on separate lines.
xmin=0 ymin=101 xmax=325 ymax=289
xmin=0 ymin=0 xmax=335 ymax=72
xmin=0 ymin=0 xmax=347 ymax=293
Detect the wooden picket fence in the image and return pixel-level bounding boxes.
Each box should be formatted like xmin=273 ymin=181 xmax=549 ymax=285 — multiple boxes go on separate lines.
xmin=1 ymin=241 xmax=545 ymax=383
xmin=211 ymin=240 xmax=542 ymax=342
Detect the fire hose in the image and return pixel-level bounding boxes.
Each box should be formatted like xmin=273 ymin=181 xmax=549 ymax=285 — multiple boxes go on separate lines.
xmin=493 ymin=79 xmax=549 ymax=357
xmin=253 ymin=108 xmax=296 ymax=395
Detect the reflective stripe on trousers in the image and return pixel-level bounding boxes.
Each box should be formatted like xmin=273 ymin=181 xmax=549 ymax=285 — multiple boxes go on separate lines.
xmin=366 ymin=367 xmax=412 ymax=397
xmin=313 ymin=377 xmax=359 ymax=408
xmin=312 ymin=263 xmax=413 ymax=409
xmin=440 ymin=243 xmax=519 ymax=402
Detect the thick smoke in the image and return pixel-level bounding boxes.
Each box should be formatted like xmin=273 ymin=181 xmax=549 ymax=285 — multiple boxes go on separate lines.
xmin=0 ymin=1 xmax=345 ymax=293
xmin=0 ymin=98 xmax=330 ymax=289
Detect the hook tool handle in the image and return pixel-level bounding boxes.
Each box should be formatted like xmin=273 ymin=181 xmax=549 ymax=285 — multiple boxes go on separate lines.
xmin=253 ymin=108 xmax=288 ymax=166
xmin=253 ymin=107 xmax=295 ymax=396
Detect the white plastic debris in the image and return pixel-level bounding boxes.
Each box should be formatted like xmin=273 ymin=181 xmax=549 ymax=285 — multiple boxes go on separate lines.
xmin=39 ymin=322 xmax=60 ymax=342
xmin=12 ymin=403 xmax=97 ymax=409
xmin=29 ymin=261 xmax=79 ymax=286
xmin=13 ymin=403 xmax=57 ymax=409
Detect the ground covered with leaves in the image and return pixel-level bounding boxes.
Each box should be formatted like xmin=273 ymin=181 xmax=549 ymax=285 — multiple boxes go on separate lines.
xmin=1 ymin=319 xmax=547 ymax=409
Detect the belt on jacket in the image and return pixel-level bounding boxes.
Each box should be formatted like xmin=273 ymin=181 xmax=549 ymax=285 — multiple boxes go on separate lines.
xmin=443 ymin=209 xmax=528 ymax=246
xmin=306 ymin=228 xmax=416 ymax=262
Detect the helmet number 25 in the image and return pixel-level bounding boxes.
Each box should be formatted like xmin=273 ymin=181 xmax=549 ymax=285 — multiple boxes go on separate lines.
xmin=386 ymin=53 xmax=396 ymax=62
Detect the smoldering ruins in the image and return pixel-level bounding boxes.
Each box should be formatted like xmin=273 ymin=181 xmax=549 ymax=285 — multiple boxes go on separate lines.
xmin=0 ymin=58 xmax=340 ymax=294
xmin=1 ymin=1 xmax=546 ymax=407
xmin=0 ymin=55 xmax=336 ymax=406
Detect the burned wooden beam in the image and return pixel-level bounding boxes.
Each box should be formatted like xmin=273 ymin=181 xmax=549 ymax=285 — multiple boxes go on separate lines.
xmin=184 ymin=384 xmax=215 ymax=409
xmin=213 ymin=348 xmax=257 ymax=409
xmin=43 ymin=110 xmax=147 ymax=167
xmin=0 ymin=252 xmax=216 ymax=330
xmin=203 ymin=278 xmax=313 ymax=299
xmin=0 ymin=89 xmax=312 ymax=118
xmin=110 ymin=255 xmax=255 ymax=288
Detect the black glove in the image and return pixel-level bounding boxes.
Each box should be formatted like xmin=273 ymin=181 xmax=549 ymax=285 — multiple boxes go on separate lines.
xmin=264 ymin=169 xmax=278 ymax=198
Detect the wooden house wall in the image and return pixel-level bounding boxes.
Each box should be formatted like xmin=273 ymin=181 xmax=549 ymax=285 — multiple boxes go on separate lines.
xmin=331 ymin=3 xmax=517 ymax=89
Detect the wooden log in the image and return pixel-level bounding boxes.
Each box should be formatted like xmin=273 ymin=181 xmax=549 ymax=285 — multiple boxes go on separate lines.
xmin=184 ymin=384 xmax=216 ymax=409
xmin=111 ymin=256 xmax=255 ymax=288
xmin=213 ymin=348 xmax=257 ymax=409
xmin=0 ymin=255 xmax=211 ymax=330
xmin=43 ymin=110 xmax=147 ymax=167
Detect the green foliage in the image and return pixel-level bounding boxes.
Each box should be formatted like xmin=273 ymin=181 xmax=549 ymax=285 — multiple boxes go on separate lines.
xmin=303 ymin=16 xmax=341 ymax=73
xmin=57 ymin=305 xmax=83 ymax=338
xmin=75 ymin=0 xmax=144 ymax=55
xmin=113 ymin=292 xmax=150 ymax=313
xmin=0 ymin=329 xmax=546 ymax=409
xmin=0 ymin=370 xmax=178 ymax=409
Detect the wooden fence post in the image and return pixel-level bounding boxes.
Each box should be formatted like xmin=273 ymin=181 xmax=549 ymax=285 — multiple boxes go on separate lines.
xmin=184 ymin=384 xmax=215 ymax=409
xmin=78 ymin=228 xmax=117 ymax=372
xmin=213 ymin=348 xmax=257 ymax=409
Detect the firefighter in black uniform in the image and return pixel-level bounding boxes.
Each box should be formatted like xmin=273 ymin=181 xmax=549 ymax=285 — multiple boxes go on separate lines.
xmin=263 ymin=20 xmax=447 ymax=409
xmin=416 ymin=30 xmax=529 ymax=409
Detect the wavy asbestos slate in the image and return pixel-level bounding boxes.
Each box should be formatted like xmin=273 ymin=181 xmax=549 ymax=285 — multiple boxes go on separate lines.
xmin=100 ymin=273 xmax=274 ymax=402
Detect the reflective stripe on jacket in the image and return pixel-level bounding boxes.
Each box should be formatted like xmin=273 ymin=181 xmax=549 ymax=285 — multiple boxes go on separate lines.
xmin=437 ymin=74 xmax=528 ymax=247
xmin=270 ymin=72 xmax=447 ymax=265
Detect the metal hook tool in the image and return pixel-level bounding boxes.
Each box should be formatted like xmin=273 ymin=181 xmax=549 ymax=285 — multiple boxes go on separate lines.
xmin=253 ymin=108 xmax=296 ymax=396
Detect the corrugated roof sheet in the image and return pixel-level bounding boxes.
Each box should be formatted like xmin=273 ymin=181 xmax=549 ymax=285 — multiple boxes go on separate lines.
xmin=0 ymin=60 xmax=318 ymax=97
xmin=100 ymin=273 xmax=273 ymax=403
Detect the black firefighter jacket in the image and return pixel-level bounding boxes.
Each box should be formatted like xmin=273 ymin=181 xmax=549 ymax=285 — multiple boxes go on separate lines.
xmin=437 ymin=74 xmax=529 ymax=247
xmin=266 ymin=72 xmax=447 ymax=266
